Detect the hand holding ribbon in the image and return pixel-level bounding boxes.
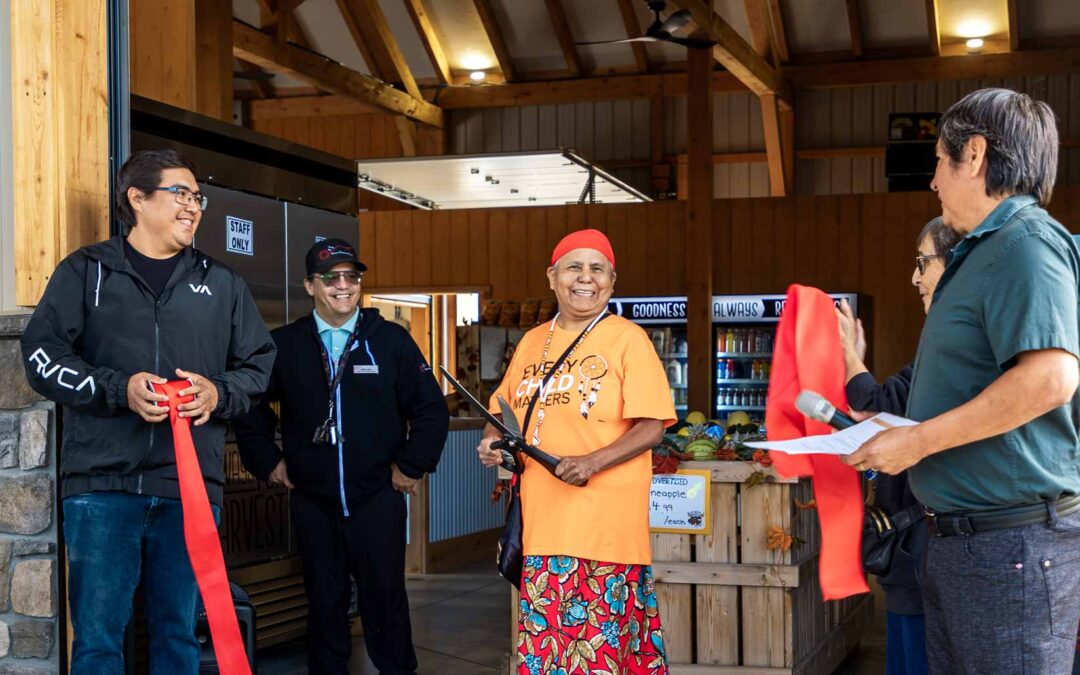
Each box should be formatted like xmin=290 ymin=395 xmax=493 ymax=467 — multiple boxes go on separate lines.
xmin=152 ymin=380 xmax=251 ymax=675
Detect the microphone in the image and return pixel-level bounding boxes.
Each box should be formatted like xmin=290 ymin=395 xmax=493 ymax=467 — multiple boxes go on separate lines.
xmin=795 ymin=390 xmax=857 ymax=430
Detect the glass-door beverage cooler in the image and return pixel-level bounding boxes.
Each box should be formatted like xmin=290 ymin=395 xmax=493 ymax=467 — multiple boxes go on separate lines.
xmin=609 ymin=296 xmax=689 ymax=415
xmin=712 ymin=293 xmax=866 ymax=426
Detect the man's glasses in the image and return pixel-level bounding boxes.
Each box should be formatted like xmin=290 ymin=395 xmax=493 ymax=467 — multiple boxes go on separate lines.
xmin=150 ymin=186 xmax=208 ymax=211
xmin=915 ymin=254 xmax=943 ymax=275
xmin=310 ymin=270 xmax=363 ymax=285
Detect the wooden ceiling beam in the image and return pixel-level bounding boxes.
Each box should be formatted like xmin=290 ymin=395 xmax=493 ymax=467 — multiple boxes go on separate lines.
xmin=926 ymin=0 xmax=940 ymax=57
xmin=766 ymin=0 xmax=789 ymax=63
xmin=545 ymin=0 xmax=585 ymax=78
xmin=845 ymin=0 xmax=863 ymax=58
xmin=404 ymin=0 xmax=453 ymax=85
xmin=255 ymin=0 xmax=310 ymax=48
xmin=238 ymin=60 xmax=276 ymax=99
xmin=742 ymin=0 xmax=774 ymax=65
xmin=615 ymin=0 xmax=650 ymax=73
xmin=275 ymin=0 xmax=309 ymax=12
xmin=336 ymin=0 xmax=421 ymax=99
xmin=249 ymin=47 xmax=1080 ymax=112
xmin=472 ymin=0 xmax=516 ymax=82
xmin=232 ymin=20 xmax=443 ymax=127
xmin=668 ymin=0 xmax=793 ymax=107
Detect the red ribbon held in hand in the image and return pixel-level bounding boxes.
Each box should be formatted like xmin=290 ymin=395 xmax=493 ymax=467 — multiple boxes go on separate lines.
xmin=153 ymin=381 xmax=252 ymax=675
xmin=764 ymin=286 xmax=869 ymax=601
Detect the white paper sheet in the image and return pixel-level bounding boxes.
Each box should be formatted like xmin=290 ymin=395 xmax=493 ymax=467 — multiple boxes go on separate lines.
xmin=744 ymin=413 xmax=918 ymax=456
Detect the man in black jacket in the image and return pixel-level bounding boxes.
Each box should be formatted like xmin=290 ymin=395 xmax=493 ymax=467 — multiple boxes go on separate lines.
xmin=21 ymin=149 xmax=276 ymax=674
xmin=234 ymin=238 xmax=449 ymax=675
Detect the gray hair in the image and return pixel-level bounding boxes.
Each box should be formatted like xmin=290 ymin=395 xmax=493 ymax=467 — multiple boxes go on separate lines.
xmin=916 ymin=216 xmax=962 ymax=257
xmin=938 ymin=88 xmax=1058 ymax=207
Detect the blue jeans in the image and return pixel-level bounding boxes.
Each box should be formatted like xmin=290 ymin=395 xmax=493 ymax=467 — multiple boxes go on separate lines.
xmin=64 ymin=491 xmax=218 ymax=675
xmin=886 ymin=612 xmax=928 ymax=675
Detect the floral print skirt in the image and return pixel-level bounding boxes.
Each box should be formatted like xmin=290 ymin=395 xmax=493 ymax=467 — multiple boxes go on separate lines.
xmin=517 ymin=555 xmax=668 ymax=675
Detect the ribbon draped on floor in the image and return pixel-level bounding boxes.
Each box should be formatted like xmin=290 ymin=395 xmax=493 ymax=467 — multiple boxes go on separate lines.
xmin=153 ymin=381 xmax=252 ymax=675
xmin=764 ymin=285 xmax=869 ymax=600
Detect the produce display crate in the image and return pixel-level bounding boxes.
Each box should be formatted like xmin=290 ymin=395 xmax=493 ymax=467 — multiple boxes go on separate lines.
xmin=652 ymin=461 xmax=872 ymax=674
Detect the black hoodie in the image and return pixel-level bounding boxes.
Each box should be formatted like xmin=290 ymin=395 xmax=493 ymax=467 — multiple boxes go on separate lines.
xmin=234 ymin=309 xmax=449 ymax=513
xmin=20 ymin=236 xmax=276 ymax=505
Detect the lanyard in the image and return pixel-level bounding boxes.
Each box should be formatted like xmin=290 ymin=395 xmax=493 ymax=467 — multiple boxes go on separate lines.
xmin=313 ymin=317 xmax=363 ymax=445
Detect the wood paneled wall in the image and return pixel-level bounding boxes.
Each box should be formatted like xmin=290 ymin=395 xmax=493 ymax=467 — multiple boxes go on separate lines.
xmin=129 ymin=0 xmax=233 ymax=122
xmin=250 ymin=112 xmax=445 ymax=211
xmin=359 ymin=187 xmax=1080 ymax=378
xmin=447 ymin=74 xmax=1080 ymax=199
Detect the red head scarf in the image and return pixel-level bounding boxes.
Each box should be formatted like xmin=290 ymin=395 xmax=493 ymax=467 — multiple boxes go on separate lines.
xmin=550 ymin=229 xmax=616 ymax=269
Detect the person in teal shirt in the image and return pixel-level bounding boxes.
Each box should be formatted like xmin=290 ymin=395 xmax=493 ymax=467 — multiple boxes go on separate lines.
xmin=845 ymin=88 xmax=1080 ymax=674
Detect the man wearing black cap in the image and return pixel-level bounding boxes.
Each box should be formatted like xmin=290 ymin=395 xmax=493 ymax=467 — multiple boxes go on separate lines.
xmin=235 ymin=238 xmax=449 ymax=674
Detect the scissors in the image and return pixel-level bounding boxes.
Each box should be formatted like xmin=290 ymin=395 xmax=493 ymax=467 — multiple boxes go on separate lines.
xmin=439 ymin=366 xmax=584 ymax=485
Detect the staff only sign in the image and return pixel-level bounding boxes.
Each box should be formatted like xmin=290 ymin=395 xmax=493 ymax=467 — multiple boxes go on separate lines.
xmin=226 ymin=216 xmax=254 ymax=256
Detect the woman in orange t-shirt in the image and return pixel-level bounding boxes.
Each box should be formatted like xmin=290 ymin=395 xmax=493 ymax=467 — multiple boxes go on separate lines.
xmin=479 ymin=229 xmax=676 ymax=675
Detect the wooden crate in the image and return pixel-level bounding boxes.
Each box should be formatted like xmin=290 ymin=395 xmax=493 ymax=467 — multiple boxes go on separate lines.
xmin=505 ymin=461 xmax=871 ymax=674
xmin=653 ymin=461 xmax=873 ymax=675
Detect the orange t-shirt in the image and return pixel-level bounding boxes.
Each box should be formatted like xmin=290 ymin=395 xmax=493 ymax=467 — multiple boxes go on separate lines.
xmin=489 ymin=314 xmax=676 ymax=565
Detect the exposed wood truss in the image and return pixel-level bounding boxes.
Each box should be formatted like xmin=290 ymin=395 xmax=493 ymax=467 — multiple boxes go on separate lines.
xmin=925 ymin=0 xmax=941 ymax=57
xmin=545 ymin=0 xmax=585 ymax=77
xmin=615 ymin=0 xmax=651 ymax=73
xmin=232 ymin=20 xmax=443 ymax=127
xmin=473 ymin=0 xmax=516 ymax=81
xmin=846 ymin=0 xmax=863 ymax=58
xmin=404 ymin=0 xmax=453 ymax=85
xmin=336 ymin=0 xmax=421 ymax=99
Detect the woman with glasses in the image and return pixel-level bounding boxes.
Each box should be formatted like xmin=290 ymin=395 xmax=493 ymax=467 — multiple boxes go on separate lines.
xmin=836 ymin=216 xmax=961 ymax=675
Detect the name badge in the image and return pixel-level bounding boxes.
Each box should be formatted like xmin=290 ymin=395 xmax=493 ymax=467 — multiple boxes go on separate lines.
xmin=354 ymin=365 xmax=379 ymax=375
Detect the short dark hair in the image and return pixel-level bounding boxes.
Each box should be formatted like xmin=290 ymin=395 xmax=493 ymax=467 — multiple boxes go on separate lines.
xmin=916 ymin=216 xmax=962 ymax=257
xmin=938 ymin=88 xmax=1059 ymax=207
xmin=115 ymin=149 xmax=198 ymax=228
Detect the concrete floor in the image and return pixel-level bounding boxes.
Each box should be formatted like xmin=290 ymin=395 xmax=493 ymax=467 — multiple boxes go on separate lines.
xmin=257 ymin=567 xmax=888 ymax=674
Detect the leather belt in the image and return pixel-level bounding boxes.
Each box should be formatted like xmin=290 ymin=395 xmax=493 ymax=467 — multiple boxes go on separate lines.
xmin=927 ymin=494 xmax=1080 ymax=537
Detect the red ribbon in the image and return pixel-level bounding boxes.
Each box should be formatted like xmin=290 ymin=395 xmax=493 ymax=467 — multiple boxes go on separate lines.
xmin=765 ymin=286 xmax=869 ymax=600
xmin=153 ymin=381 xmax=252 ymax=675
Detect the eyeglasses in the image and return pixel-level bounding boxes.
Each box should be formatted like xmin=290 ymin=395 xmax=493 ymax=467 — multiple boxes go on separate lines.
xmin=310 ymin=270 xmax=363 ymax=285
xmin=149 ymin=186 xmax=208 ymax=211
xmin=915 ymin=254 xmax=943 ymax=275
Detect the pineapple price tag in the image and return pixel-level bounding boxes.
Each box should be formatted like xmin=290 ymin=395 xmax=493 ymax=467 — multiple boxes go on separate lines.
xmin=649 ymin=469 xmax=711 ymax=534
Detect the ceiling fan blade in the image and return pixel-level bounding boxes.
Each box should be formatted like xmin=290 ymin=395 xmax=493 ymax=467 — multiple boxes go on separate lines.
xmin=663 ymin=34 xmax=717 ymax=49
xmin=574 ymin=38 xmax=637 ymax=45
xmin=659 ymin=9 xmax=693 ymax=34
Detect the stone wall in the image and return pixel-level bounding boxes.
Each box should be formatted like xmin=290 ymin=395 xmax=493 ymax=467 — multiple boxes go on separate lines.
xmin=0 ymin=313 xmax=58 ymax=675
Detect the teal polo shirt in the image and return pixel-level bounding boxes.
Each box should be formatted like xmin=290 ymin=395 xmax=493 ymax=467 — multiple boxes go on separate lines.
xmin=907 ymin=195 xmax=1080 ymax=512
xmin=314 ymin=308 xmax=359 ymax=362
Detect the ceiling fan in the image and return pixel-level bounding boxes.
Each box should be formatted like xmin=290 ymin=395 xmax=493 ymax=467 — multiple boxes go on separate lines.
xmin=576 ymin=1 xmax=716 ymax=49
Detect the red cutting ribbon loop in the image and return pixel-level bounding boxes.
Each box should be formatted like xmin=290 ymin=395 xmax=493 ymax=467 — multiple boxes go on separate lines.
xmin=765 ymin=286 xmax=869 ymax=600
xmin=153 ymin=381 xmax=252 ymax=675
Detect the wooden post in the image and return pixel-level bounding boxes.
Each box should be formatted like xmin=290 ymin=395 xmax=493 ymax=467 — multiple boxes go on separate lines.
xmin=130 ymin=0 xmax=197 ymax=109
xmin=195 ymin=0 xmax=235 ymax=122
xmin=12 ymin=0 xmax=110 ymax=306
xmin=686 ymin=45 xmax=714 ymax=415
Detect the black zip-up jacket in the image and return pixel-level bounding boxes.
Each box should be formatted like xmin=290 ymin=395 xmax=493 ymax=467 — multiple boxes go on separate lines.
xmin=233 ymin=309 xmax=449 ymax=512
xmin=847 ymin=364 xmax=927 ymax=616
xmin=21 ymin=236 xmax=276 ymax=505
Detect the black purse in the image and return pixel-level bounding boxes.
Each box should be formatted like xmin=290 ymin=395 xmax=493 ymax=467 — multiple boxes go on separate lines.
xmin=496 ymin=316 xmax=606 ymax=588
xmin=862 ymin=503 xmax=924 ymax=576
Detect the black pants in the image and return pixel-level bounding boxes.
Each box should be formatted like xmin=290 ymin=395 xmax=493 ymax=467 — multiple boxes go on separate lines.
xmin=291 ymin=487 xmax=417 ymax=675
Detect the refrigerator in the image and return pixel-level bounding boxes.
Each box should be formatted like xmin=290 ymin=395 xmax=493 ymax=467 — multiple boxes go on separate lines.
xmin=712 ymin=293 xmax=867 ymax=426
xmin=608 ymin=296 xmax=690 ymax=415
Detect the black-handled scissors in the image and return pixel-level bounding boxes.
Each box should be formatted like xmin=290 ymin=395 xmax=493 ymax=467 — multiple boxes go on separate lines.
xmin=439 ymin=366 xmax=584 ymax=485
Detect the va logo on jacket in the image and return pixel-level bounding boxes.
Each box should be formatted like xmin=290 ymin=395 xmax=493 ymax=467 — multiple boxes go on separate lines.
xmin=27 ymin=348 xmax=96 ymax=394
xmin=189 ymin=284 xmax=212 ymax=296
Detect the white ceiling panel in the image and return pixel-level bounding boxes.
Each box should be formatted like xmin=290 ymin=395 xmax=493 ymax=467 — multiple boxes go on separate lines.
xmin=490 ymin=0 xmax=566 ymax=73
xmin=294 ymin=0 xmax=372 ymax=75
xmin=378 ymin=0 xmax=437 ymax=81
xmin=1017 ymin=0 xmax=1080 ymax=38
xmin=782 ymin=0 xmax=852 ymax=54
xmin=357 ymin=151 xmax=649 ymax=209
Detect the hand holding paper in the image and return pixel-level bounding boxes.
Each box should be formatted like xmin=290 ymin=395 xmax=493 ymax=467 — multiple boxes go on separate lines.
xmin=745 ymin=413 xmax=918 ymax=456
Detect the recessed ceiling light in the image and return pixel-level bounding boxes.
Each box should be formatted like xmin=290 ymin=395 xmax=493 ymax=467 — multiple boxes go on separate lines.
xmin=469 ymin=71 xmax=486 ymax=82
xmin=966 ymin=37 xmax=985 ymax=53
